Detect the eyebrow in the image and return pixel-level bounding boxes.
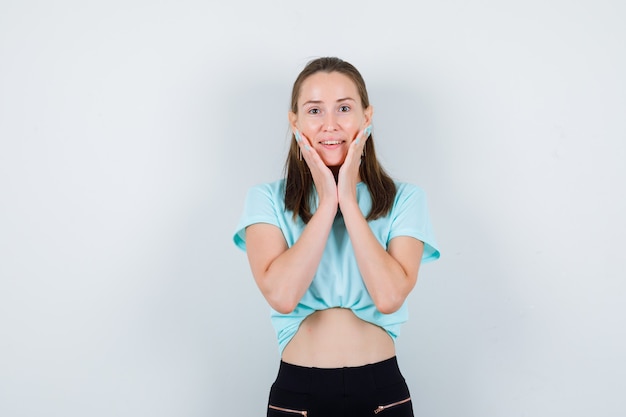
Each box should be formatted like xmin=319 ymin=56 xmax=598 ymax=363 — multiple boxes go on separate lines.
xmin=302 ymin=97 xmax=357 ymax=106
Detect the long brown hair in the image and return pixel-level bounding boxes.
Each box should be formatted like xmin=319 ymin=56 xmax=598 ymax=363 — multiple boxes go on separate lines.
xmin=284 ymin=57 xmax=396 ymax=223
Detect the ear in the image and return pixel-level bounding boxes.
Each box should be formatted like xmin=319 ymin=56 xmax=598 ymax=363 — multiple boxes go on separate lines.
xmin=288 ymin=111 xmax=298 ymax=133
xmin=364 ymin=105 xmax=374 ymax=127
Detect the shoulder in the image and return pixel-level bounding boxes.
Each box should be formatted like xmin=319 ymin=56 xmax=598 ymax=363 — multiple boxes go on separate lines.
xmin=239 ymin=178 xmax=288 ymax=219
xmin=234 ymin=179 xmax=288 ymax=250
xmin=392 ymin=181 xmax=426 ymax=201
xmin=388 ymin=181 xmax=432 ymax=216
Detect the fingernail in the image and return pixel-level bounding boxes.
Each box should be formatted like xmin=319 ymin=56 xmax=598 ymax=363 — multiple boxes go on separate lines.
xmin=304 ymin=145 xmax=311 ymax=151
xmin=295 ymin=131 xmax=301 ymax=142
xmin=364 ymin=125 xmax=372 ymax=137
xmin=355 ymin=138 xmax=360 ymax=145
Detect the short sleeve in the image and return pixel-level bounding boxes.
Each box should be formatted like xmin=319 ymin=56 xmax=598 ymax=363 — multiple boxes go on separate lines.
xmin=389 ymin=184 xmax=440 ymax=263
xmin=233 ymin=184 xmax=282 ymax=252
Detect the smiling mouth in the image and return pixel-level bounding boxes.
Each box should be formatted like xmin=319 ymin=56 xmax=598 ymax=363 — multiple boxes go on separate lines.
xmin=320 ymin=140 xmax=344 ymax=145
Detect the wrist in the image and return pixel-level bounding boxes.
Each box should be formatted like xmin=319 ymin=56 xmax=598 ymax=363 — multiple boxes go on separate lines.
xmin=338 ymin=198 xmax=361 ymax=217
xmin=316 ymin=199 xmax=339 ymax=217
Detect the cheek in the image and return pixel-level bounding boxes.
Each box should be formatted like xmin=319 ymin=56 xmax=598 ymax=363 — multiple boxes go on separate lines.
xmin=341 ymin=115 xmax=364 ymax=131
xmin=298 ymin=120 xmax=321 ymax=135
xmin=343 ymin=121 xmax=361 ymax=139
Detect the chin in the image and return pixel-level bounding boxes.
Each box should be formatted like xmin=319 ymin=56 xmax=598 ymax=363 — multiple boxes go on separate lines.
xmin=319 ymin=154 xmax=347 ymax=168
xmin=322 ymin=159 xmax=346 ymax=168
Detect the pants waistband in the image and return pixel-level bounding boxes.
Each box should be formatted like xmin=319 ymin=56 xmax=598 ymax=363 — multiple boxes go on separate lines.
xmin=274 ymin=356 xmax=405 ymax=396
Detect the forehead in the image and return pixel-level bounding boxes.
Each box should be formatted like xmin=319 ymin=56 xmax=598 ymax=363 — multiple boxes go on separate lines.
xmin=299 ymin=71 xmax=359 ymax=102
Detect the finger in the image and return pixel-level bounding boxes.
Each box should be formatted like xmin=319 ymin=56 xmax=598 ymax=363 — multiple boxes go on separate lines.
xmin=294 ymin=129 xmax=310 ymax=148
xmin=362 ymin=124 xmax=372 ymax=142
xmin=295 ymin=130 xmax=323 ymax=167
xmin=356 ymin=125 xmax=371 ymax=145
xmin=295 ymin=129 xmax=311 ymax=157
xmin=351 ymin=125 xmax=371 ymax=157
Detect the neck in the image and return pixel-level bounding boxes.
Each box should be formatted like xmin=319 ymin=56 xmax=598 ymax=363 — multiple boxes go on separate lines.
xmin=329 ymin=167 xmax=362 ymax=183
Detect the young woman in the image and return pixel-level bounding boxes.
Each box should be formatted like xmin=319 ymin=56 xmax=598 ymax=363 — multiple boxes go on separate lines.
xmin=234 ymin=57 xmax=440 ymax=417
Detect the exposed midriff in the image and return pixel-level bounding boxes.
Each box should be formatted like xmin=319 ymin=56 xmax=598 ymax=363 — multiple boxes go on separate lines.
xmin=281 ymin=307 xmax=396 ymax=368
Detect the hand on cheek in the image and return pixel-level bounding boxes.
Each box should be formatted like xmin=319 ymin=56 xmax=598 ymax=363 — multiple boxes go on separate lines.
xmin=338 ymin=125 xmax=371 ymax=207
xmin=295 ymin=130 xmax=339 ymax=209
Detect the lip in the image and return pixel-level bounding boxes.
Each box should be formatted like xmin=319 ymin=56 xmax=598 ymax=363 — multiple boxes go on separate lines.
xmin=318 ymin=139 xmax=346 ymax=146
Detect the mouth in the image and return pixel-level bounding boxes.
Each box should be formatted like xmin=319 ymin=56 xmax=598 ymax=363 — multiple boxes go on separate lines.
xmin=319 ymin=140 xmax=345 ymax=146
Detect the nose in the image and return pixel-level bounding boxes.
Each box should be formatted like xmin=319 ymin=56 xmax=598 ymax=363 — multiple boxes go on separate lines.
xmin=323 ymin=113 xmax=338 ymax=131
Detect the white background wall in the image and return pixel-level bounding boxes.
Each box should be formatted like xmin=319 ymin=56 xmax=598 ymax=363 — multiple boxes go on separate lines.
xmin=1 ymin=1 xmax=625 ymax=416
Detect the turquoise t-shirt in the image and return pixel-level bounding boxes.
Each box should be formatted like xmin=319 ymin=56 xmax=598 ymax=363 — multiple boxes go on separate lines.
xmin=233 ymin=179 xmax=440 ymax=354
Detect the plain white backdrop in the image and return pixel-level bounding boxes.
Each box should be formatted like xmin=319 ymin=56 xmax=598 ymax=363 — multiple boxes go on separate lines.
xmin=1 ymin=1 xmax=625 ymax=416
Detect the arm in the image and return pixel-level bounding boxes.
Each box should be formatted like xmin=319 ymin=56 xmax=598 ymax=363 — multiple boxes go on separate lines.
xmin=338 ymin=127 xmax=424 ymax=314
xmin=245 ymin=130 xmax=338 ymax=314
xmin=245 ymin=202 xmax=336 ymax=314
xmin=340 ymin=202 xmax=424 ymax=314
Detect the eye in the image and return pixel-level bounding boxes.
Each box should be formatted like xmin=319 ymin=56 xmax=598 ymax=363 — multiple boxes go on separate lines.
xmin=339 ymin=105 xmax=351 ymax=112
xmin=308 ymin=107 xmax=320 ymax=115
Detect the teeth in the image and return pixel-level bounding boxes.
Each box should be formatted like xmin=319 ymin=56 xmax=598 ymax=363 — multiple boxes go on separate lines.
xmin=321 ymin=140 xmax=342 ymax=145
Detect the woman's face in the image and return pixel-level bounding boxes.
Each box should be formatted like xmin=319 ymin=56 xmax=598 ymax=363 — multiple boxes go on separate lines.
xmin=290 ymin=71 xmax=372 ymax=169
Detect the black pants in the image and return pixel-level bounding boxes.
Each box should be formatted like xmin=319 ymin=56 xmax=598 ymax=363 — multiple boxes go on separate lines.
xmin=267 ymin=356 xmax=414 ymax=417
